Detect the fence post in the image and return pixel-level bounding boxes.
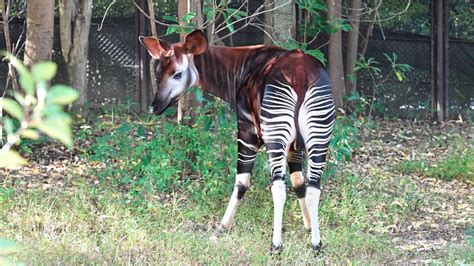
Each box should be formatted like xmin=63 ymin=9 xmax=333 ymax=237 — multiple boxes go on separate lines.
xmin=431 ymin=0 xmax=449 ymax=121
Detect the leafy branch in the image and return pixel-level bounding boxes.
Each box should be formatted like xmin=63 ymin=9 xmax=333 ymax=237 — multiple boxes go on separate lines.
xmin=0 ymin=52 xmax=79 ymax=168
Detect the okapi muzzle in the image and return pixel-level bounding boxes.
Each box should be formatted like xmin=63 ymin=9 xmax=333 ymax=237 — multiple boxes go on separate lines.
xmin=139 ymin=31 xmax=207 ymax=115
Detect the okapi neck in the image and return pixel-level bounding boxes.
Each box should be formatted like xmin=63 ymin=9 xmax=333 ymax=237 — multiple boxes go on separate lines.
xmin=193 ymin=46 xmax=249 ymax=108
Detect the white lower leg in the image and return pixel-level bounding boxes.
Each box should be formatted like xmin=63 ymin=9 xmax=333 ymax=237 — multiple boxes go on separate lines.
xmin=221 ymin=174 xmax=250 ymax=229
xmin=305 ymin=186 xmax=321 ymax=247
xmin=290 ymin=171 xmax=311 ymax=229
xmin=298 ymin=198 xmax=311 ymax=229
xmin=271 ymin=179 xmax=286 ymax=248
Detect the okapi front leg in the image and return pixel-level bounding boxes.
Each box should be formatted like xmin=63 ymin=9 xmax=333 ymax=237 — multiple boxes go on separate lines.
xmin=288 ymin=148 xmax=311 ymax=229
xmin=220 ymin=123 xmax=259 ymax=229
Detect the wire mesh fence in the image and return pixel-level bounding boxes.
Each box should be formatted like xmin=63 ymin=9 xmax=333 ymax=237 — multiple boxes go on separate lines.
xmin=358 ymin=30 xmax=473 ymax=118
xmin=1 ymin=14 xmax=473 ymax=118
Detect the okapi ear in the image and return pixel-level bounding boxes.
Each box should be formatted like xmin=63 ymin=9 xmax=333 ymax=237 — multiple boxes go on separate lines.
xmin=139 ymin=36 xmax=172 ymax=59
xmin=183 ymin=30 xmax=208 ymax=55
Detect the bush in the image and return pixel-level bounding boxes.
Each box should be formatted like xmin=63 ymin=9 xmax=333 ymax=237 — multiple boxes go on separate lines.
xmin=82 ymin=96 xmax=362 ymax=202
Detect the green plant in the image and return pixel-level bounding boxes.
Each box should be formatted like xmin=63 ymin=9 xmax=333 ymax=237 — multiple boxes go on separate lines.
xmin=163 ymin=1 xmax=248 ymax=36
xmin=278 ymin=0 xmax=350 ymax=65
xmin=0 ymin=52 xmax=79 ymax=168
xmin=347 ymin=53 xmax=413 ymax=118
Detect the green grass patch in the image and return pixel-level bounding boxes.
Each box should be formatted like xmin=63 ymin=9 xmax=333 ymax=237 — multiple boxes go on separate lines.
xmin=395 ymin=140 xmax=474 ymax=182
xmin=0 ymin=172 xmax=398 ymax=264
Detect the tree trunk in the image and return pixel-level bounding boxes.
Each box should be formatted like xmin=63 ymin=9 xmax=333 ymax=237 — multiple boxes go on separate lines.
xmin=177 ymin=0 xmax=203 ymax=123
xmin=271 ymin=0 xmax=296 ymax=43
xmin=148 ymin=0 xmax=158 ymax=107
xmin=59 ymin=0 xmax=72 ymax=63
xmin=177 ymin=0 xmax=188 ymax=123
xmin=24 ymin=0 xmax=54 ymax=66
xmin=59 ymin=0 xmax=92 ymax=110
xmin=1 ymin=0 xmax=19 ymax=92
xmin=344 ymin=0 xmax=362 ymax=96
xmin=263 ymin=0 xmax=274 ymax=45
xmin=327 ymin=0 xmax=345 ymax=108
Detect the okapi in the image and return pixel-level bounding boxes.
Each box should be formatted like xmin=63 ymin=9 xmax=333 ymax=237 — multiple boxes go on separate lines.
xmin=139 ymin=30 xmax=335 ymax=253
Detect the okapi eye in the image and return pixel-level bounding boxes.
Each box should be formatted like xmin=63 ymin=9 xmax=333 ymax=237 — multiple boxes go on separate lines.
xmin=173 ymin=72 xmax=183 ymax=80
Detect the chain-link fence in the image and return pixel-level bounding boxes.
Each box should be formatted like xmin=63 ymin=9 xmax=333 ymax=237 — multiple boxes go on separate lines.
xmin=1 ymin=13 xmax=473 ymax=118
xmin=358 ymin=30 xmax=473 ymax=118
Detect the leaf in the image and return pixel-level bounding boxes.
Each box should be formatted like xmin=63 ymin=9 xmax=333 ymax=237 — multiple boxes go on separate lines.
xmin=46 ymin=85 xmax=79 ymax=105
xmin=227 ymin=8 xmax=247 ymax=19
xmin=222 ymin=13 xmax=235 ymax=32
xmin=194 ymin=88 xmax=204 ymax=103
xmin=31 ymin=61 xmax=57 ymax=81
xmin=0 ymin=98 xmax=24 ymax=120
xmin=36 ymin=115 xmax=73 ymax=148
xmin=3 ymin=118 xmax=14 ymax=135
xmin=0 ymin=150 xmax=27 ymax=168
xmin=182 ymin=12 xmax=196 ymax=22
xmin=20 ymin=129 xmax=39 ymax=140
xmin=42 ymin=104 xmax=63 ymax=116
xmin=395 ymin=71 xmax=404 ymax=81
xmin=306 ymin=49 xmax=327 ymax=65
xmin=166 ymin=26 xmax=179 ymax=35
xmin=162 ymin=15 xmax=179 ymax=23
xmin=0 ymin=52 xmax=35 ymax=95
xmin=0 ymin=238 xmax=19 ymax=255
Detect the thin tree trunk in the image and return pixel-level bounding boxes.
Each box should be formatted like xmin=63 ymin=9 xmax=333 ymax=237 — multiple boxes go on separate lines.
xmin=69 ymin=0 xmax=92 ymax=110
xmin=147 ymin=0 xmax=158 ymax=106
xmin=177 ymin=0 xmax=204 ymax=123
xmin=177 ymin=0 xmax=188 ymax=123
xmin=24 ymin=0 xmax=55 ymax=66
xmin=344 ymin=0 xmax=362 ymax=96
xmin=360 ymin=0 xmax=380 ymax=57
xmin=271 ymin=0 xmax=296 ymax=43
xmin=263 ymin=0 xmax=274 ymax=45
xmin=59 ymin=0 xmax=72 ymax=63
xmin=1 ymin=0 xmax=19 ymax=92
xmin=327 ymin=0 xmax=345 ymax=108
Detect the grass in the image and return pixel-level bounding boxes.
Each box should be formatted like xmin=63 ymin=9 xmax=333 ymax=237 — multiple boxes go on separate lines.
xmin=395 ymin=138 xmax=474 ymax=183
xmin=1 ymin=110 xmax=473 ymax=264
xmin=0 ymin=173 xmax=397 ymax=264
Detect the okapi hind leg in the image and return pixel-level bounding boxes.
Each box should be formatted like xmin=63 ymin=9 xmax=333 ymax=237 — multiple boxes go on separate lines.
xmin=298 ymin=80 xmax=336 ymax=252
xmin=260 ymin=81 xmax=298 ymax=251
xmin=288 ymin=148 xmax=311 ymax=230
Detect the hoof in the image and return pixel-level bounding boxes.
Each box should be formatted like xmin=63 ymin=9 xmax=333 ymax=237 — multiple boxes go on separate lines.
xmin=311 ymin=241 xmax=322 ymax=255
xmin=270 ymin=243 xmax=282 ymax=255
xmin=215 ymin=224 xmax=227 ymax=235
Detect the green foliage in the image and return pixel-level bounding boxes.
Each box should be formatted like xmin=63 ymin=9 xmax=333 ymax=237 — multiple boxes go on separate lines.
xmin=375 ymin=1 xmax=473 ymax=40
xmin=296 ymin=0 xmax=350 ymax=39
xmin=280 ymin=0 xmax=350 ymax=64
xmin=324 ymin=115 xmax=362 ymax=180
xmin=163 ymin=12 xmax=197 ymax=35
xmin=80 ymin=93 xmax=361 ymax=201
xmin=383 ymin=53 xmax=414 ymax=82
xmin=202 ymin=0 xmax=247 ymax=34
xmin=80 ymin=101 xmax=251 ymax=201
xmin=0 ymin=52 xmax=79 ymax=168
xmin=348 ymin=53 xmax=413 ymax=117
xmin=278 ymin=40 xmax=326 ymax=65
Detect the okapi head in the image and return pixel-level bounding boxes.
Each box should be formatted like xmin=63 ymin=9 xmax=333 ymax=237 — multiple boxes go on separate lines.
xmin=139 ymin=30 xmax=208 ymax=114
